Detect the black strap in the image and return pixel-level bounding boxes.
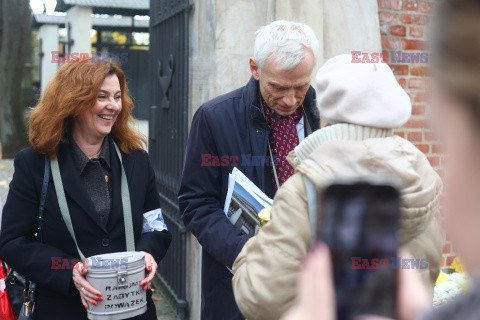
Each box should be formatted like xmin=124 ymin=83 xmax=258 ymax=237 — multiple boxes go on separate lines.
xmin=24 ymin=155 xmax=49 ymax=312
xmin=37 ymin=155 xmax=50 ymax=242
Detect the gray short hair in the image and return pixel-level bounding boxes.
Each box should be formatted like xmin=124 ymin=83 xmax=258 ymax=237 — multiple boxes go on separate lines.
xmin=254 ymin=20 xmax=319 ymax=71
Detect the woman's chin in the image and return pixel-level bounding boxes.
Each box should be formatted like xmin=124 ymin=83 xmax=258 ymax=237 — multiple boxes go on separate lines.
xmin=95 ymin=129 xmax=111 ymax=138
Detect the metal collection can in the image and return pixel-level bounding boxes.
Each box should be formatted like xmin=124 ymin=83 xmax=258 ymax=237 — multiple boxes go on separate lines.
xmin=85 ymin=251 xmax=147 ymax=320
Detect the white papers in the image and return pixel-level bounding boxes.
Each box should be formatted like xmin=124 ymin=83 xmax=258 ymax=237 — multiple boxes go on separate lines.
xmin=142 ymin=208 xmax=168 ymax=233
xmin=224 ymin=168 xmax=273 ymax=236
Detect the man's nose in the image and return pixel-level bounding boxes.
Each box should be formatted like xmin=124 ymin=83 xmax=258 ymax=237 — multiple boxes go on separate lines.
xmin=283 ymin=90 xmax=298 ymax=107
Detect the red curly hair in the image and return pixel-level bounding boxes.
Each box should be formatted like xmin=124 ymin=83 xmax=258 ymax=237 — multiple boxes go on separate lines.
xmin=29 ymin=58 xmax=147 ymax=156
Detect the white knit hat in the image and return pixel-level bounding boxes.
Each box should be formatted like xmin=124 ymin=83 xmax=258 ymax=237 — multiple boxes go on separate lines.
xmin=315 ymin=54 xmax=412 ymax=129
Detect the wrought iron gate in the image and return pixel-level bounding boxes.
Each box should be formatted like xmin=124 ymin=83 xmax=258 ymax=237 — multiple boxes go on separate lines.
xmin=149 ymin=0 xmax=191 ymax=318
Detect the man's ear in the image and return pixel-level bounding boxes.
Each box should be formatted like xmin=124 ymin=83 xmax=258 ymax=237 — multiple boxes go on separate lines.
xmin=250 ymin=58 xmax=261 ymax=80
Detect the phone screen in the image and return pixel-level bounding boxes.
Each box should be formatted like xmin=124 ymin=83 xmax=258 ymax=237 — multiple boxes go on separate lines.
xmin=318 ymin=181 xmax=400 ymax=320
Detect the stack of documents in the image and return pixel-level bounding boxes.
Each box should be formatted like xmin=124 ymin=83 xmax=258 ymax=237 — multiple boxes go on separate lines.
xmin=224 ymin=168 xmax=273 ymax=236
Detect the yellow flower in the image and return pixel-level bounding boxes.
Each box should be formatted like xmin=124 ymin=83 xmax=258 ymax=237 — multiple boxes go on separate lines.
xmin=450 ymin=257 xmax=466 ymax=273
xmin=435 ymin=271 xmax=448 ymax=285
xmin=257 ymin=207 xmax=272 ymax=233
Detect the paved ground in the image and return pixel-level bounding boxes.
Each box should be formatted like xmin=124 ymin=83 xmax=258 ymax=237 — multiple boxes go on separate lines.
xmin=152 ymin=288 xmax=177 ymax=320
xmin=0 ymin=158 xmax=176 ymax=319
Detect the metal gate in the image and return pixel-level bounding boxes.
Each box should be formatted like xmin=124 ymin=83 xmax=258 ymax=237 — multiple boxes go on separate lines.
xmin=149 ymin=0 xmax=191 ymax=318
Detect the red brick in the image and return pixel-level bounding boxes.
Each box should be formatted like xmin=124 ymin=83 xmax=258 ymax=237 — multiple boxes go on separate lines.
xmin=394 ymin=131 xmax=405 ymax=138
xmin=428 ymin=156 xmax=440 ymax=167
xmin=402 ymin=39 xmax=429 ymax=50
xmin=400 ymin=13 xmax=413 ymax=24
xmin=378 ymin=0 xmax=386 ymax=8
xmin=382 ymin=38 xmax=401 ymax=50
xmin=412 ymin=105 xmax=426 ymax=115
xmin=411 ymin=66 xmax=431 ymax=76
xmin=415 ymin=91 xmax=430 ymax=102
xmin=441 ymin=256 xmax=445 ymax=267
xmin=404 ymin=118 xmax=427 ymax=128
xmin=398 ymin=78 xmax=407 ymax=88
xmin=446 ymin=256 xmax=456 ymax=266
xmin=389 ymin=64 xmax=409 ymax=75
xmin=400 ymin=14 xmax=429 ymax=25
xmin=443 ymin=244 xmax=451 ymax=254
xmin=408 ymin=132 xmax=423 ymax=141
xmin=421 ymin=2 xmax=434 ymax=13
xmin=415 ymin=144 xmax=430 ymax=153
xmin=412 ymin=14 xmax=429 ymax=25
xmin=409 ymin=78 xmax=424 ymax=89
xmin=432 ymin=144 xmax=442 ymax=154
xmin=379 ymin=12 xmax=397 ymax=23
xmin=391 ymin=25 xmax=406 ymax=36
xmin=390 ymin=0 xmax=403 ymax=10
xmin=405 ymin=1 xmax=419 ymax=11
xmin=410 ymin=26 xmax=424 ymax=37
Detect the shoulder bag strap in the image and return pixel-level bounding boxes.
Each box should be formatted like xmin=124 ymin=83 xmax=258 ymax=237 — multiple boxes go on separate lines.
xmin=112 ymin=141 xmax=135 ymax=252
xmin=50 ymin=155 xmax=86 ymax=260
xmin=50 ymin=141 xmax=136 ymax=259
xmin=37 ymin=154 xmax=50 ymax=243
xmin=304 ymin=176 xmax=317 ymax=250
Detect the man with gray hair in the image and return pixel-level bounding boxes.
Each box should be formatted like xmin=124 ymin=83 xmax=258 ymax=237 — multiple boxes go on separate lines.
xmin=179 ymin=20 xmax=320 ymax=319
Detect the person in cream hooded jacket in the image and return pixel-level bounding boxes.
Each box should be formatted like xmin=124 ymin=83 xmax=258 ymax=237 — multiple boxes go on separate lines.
xmin=232 ymin=54 xmax=444 ymax=320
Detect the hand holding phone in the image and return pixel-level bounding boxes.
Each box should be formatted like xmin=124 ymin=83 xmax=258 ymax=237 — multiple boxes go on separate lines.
xmin=318 ymin=179 xmax=401 ymax=320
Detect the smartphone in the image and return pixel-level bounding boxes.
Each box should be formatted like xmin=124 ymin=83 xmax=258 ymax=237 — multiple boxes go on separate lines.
xmin=318 ymin=179 xmax=400 ymax=320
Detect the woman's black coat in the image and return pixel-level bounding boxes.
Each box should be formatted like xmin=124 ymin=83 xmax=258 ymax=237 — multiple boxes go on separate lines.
xmin=0 ymin=135 xmax=172 ymax=320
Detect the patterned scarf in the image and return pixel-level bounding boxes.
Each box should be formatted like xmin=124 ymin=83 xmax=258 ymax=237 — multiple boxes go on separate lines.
xmin=261 ymin=97 xmax=304 ymax=193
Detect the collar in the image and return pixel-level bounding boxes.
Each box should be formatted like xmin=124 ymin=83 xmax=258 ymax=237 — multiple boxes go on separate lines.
xmin=293 ymin=124 xmax=394 ymax=163
xmin=70 ymin=134 xmax=111 ymax=174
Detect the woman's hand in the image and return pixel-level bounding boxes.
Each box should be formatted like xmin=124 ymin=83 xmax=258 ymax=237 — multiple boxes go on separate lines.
xmin=140 ymin=251 xmax=157 ymax=290
xmin=72 ymin=261 xmax=103 ymax=310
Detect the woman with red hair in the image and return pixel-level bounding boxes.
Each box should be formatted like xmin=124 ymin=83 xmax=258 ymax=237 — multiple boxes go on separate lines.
xmin=0 ymin=58 xmax=171 ymax=319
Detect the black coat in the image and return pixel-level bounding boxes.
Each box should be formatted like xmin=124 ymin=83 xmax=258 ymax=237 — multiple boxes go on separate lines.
xmin=0 ymin=135 xmax=172 ymax=320
xmin=178 ymin=77 xmax=320 ymax=319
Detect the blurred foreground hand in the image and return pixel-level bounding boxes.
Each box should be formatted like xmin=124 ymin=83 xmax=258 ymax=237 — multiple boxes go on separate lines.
xmin=282 ymin=245 xmax=430 ymax=320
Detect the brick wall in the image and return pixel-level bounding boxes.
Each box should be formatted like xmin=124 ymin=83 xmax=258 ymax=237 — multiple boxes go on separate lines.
xmin=377 ymin=0 xmax=453 ymax=270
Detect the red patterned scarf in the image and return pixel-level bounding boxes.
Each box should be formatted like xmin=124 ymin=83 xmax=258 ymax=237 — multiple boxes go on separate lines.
xmin=261 ymin=97 xmax=304 ymax=193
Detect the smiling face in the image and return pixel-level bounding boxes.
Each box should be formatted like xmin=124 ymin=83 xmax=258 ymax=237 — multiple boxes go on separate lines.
xmin=72 ymin=74 xmax=122 ymax=144
xmin=250 ymin=48 xmax=315 ymax=117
